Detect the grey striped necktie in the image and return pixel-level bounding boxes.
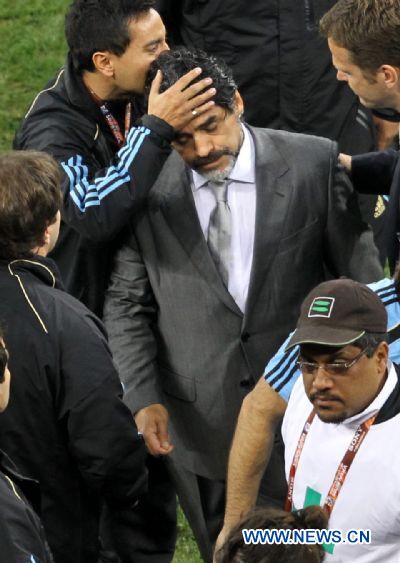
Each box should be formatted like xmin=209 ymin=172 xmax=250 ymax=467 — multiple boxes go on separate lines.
xmin=207 ymin=180 xmax=231 ymax=286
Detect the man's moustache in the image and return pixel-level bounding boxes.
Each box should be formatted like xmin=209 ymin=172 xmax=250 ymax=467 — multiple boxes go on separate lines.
xmin=191 ymin=149 xmax=238 ymax=168
xmin=310 ymin=393 xmax=342 ymax=403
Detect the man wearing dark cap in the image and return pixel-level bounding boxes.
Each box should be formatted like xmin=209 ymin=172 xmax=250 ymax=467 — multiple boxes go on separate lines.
xmin=218 ymin=274 xmax=400 ymax=556
xmin=281 ymin=279 xmax=400 ymax=561
xmin=285 ymin=279 xmax=389 ymax=422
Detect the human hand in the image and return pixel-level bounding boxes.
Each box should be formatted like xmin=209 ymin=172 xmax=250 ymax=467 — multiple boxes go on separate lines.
xmin=134 ymin=403 xmax=174 ymax=456
xmin=148 ymin=67 xmax=216 ymax=130
xmin=213 ymin=526 xmax=230 ymax=563
xmin=338 ymin=153 xmax=352 ymax=174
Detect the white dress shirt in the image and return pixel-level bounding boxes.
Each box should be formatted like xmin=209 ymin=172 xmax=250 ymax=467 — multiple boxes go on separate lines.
xmin=191 ymin=126 xmax=256 ymax=312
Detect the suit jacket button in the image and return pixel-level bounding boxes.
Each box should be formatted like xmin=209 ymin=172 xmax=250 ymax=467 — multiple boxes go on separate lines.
xmin=240 ymin=379 xmax=251 ymax=388
xmin=241 ymin=332 xmax=250 ymax=342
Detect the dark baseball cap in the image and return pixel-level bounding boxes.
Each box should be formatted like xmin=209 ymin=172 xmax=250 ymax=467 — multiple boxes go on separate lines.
xmin=285 ymin=279 xmax=387 ymax=351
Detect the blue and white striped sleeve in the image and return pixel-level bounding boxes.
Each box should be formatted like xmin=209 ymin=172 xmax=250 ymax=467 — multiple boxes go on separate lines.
xmin=59 ymin=116 xmax=173 ymax=241
xmin=63 ymin=127 xmax=150 ymax=213
xmin=371 ymin=278 xmax=400 ymax=363
xmin=263 ymin=332 xmax=301 ymax=402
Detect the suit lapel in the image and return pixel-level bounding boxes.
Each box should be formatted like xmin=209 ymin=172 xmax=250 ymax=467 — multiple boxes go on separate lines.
xmin=157 ymin=153 xmax=242 ymax=316
xmin=244 ymin=127 xmax=292 ymax=320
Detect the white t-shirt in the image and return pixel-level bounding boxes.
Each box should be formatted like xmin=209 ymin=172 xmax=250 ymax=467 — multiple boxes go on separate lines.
xmin=282 ymin=362 xmax=400 ymax=562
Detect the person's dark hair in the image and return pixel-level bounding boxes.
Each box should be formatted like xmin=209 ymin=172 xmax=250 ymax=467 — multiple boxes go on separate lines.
xmin=215 ymin=506 xmax=327 ymax=563
xmin=0 ymin=151 xmax=62 ymax=261
xmin=353 ymin=332 xmax=388 ymax=357
xmin=145 ymin=47 xmax=238 ymax=111
xmin=299 ymin=332 xmax=388 ymax=360
xmin=65 ymin=0 xmax=155 ymax=72
xmin=320 ymin=0 xmax=400 ymax=73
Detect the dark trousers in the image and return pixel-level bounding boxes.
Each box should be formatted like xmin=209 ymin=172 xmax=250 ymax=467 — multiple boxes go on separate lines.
xmin=165 ymin=434 xmax=287 ymax=563
xmin=100 ymin=456 xmax=177 ymax=563
xmin=166 ymin=459 xmax=225 ymax=563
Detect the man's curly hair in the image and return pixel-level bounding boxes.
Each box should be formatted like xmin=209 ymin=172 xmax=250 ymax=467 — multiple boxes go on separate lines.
xmin=145 ymin=47 xmax=238 ymax=111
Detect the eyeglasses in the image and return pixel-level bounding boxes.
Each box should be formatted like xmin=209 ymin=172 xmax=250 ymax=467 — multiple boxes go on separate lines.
xmin=296 ymin=347 xmax=369 ymax=376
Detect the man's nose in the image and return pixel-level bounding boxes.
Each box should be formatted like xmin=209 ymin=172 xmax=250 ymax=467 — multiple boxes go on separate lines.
xmin=312 ymin=366 xmax=334 ymax=390
xmin=194 ymin=133 xmax=213 ymax=157
xmin=336 ymin=70 xmax=348 ymax=82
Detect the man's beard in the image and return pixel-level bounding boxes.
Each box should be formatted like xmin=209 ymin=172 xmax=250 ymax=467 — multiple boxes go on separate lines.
xmin=310 ymin=392 xmax=347 ymax=424
xmin=316 ymin=411 xmax=347 ymax=424
xmin=192 ymin=150 xmax=238 ymax=183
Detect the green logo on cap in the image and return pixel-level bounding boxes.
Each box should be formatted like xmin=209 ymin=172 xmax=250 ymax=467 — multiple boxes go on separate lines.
xmin=308 ymin=297 xmax=335 ymax=318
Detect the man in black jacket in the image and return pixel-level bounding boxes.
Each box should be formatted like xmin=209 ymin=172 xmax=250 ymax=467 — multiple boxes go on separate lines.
xmin=320 ymin=0 xmax=400 ymax=273
xmin=0 ymin=451 xmax=53 ymax=563
xmin=0 ymin=151 xmax=147 ymax=563
xmin=0 ymin=337 xmax=53 ymax=563
xmin=14 ymin=0 xmax=214 ymax=316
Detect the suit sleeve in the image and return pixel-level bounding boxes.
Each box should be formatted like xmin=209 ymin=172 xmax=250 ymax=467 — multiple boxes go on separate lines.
xmin=351 ymin=149 xmax=398 ymax=195
xmin=103 ymin=228 xmax=162 ymax=414
xmin=16 ymin=113 xmax=173 ymax=242
xmin=57 ymin=306 xmax=147 ymax=508
xmin=324 ymin=143 xmax=383 ymax=283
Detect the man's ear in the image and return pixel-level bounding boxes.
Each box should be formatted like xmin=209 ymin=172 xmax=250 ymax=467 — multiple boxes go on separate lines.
xmin=375 ymin=341 xmax=389 ymax=375
xmin=92 ymin=51 xmax=115 ymax=78
xmin=233 ymin=91 xmax=244 ymax=117
xmin=43 ymin=227 xmax=51 ymax=247
xmin=378 ymin=64 xmax=400 ymax=89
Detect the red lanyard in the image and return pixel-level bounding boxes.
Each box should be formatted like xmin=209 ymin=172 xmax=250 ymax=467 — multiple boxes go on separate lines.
xmin=89 ymin=88 xmax=131 ymax=148
xmin=285 ymin=408 xmax=378 ymax=515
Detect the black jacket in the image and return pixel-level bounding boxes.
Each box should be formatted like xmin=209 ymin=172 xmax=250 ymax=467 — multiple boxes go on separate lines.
xmin=156 ymin=0 xmax=374 ymax=148
xmin=352 ymin=150 xmax=400 ymax=271
xmin=0 ymin=450 xmax=53 ymax=563
xmin=0 ymin=256 xmax=147 ymax=563
xmin=14 ymin=55 xmax=174 ymax=316
xmin=156 ymin=0 xmax=387 ymax=262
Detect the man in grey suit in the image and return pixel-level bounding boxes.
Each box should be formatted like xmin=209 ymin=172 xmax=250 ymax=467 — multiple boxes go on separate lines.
xmin=103 ymin=48 xmax=382 ymax=562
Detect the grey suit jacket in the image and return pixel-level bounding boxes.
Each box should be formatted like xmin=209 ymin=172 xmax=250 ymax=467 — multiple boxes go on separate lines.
xmin=104 ymin=125 xmax=382 ymax=479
